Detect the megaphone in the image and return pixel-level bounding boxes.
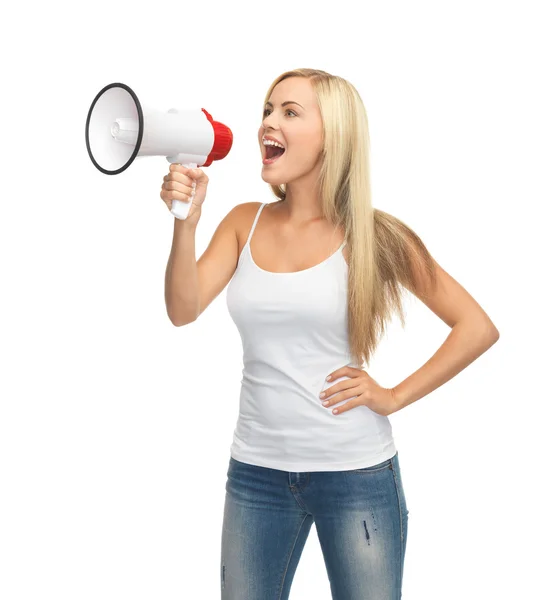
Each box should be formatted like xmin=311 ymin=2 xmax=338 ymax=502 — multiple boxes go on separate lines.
xmin=85 ymin=82 xmax=233 ymax=220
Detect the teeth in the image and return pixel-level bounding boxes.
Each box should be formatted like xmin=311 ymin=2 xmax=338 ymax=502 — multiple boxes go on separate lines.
xmin=263 ymin=139 xmax=285 ymax=149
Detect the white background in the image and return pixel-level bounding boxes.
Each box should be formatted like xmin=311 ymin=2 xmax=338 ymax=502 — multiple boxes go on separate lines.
xmin=1 ymin=1 xmax=547 ymax=598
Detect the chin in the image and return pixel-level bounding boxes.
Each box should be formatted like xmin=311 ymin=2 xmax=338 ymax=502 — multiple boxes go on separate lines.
xmin=261 ymin=172 xmax=287 ymax=186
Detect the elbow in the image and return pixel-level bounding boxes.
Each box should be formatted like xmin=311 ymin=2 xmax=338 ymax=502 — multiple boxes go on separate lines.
xmin=484 ymin=323 xmax=500 ymax=347
xmin=169 ymin=313 xmax=197 ymax=327
xmin=166 ymin=302 xmax=199 ymax=327
xmin=460 ymin=317 xmax=500 ymax=348
xmin=473 ymin=314 xmax=500 ymax=346
xmin=170 ymin=317 xmax=194 ymax=327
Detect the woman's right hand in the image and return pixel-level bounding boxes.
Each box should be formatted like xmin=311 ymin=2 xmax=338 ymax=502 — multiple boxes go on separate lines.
xmin=160 ymin=164 xmax=209 ymax=226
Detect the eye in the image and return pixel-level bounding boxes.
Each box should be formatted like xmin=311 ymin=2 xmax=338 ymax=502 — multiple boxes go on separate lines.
xmin=262 ymin=108 xmax=297 ymax=117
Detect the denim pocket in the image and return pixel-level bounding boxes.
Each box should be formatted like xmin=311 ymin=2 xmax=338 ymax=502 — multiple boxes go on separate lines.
xmin=349 ymin=456 xmax=393 ymax=473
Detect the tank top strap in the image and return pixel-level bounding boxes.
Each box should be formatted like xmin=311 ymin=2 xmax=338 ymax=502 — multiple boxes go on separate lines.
xmin=246 ymin=201 xmax=346 ymax=255
xmin=246 ymin=202 xmax=267 ymax=247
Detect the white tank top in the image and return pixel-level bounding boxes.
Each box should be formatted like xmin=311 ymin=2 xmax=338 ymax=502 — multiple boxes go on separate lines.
xmin=226 ymin=202 xmax=397 ymax=472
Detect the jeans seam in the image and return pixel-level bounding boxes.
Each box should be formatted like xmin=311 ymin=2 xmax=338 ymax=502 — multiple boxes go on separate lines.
xmin=277 ymin=514 xmax=309 ymax=600
xmin=390 ymin=457 xmax=404 ymax=593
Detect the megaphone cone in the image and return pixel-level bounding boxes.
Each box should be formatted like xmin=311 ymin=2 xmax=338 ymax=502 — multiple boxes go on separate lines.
xmin=85 ymin=82 xmax=233 ymax=219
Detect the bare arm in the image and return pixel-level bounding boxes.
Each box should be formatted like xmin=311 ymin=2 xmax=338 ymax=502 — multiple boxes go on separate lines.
xmin=165 ymin=203 xmax=250 ymax=326
xmin=165 ymin=216 xmax=201 ymax=326
xmin=392 ymin=259 xmax=500 ymax=410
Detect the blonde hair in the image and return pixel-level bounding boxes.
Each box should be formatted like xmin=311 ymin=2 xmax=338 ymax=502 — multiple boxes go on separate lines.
xmin=262 ymin=68 xmax=438 ymax=368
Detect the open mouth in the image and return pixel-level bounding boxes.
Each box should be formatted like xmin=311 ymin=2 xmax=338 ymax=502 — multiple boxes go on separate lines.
xmin=263 ymin=144 xmax=286 ymax=164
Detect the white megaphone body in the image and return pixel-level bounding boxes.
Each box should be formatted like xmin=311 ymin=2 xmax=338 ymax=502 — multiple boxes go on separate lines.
xmin=85 ymin=82 xmax=233 ymax=220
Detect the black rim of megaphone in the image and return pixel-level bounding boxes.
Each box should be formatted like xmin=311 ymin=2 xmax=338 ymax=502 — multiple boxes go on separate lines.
xmin=85 ymin=82 xmax=144 ymax=175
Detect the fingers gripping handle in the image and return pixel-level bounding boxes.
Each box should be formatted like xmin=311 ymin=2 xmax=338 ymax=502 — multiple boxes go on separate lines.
xmin=170 ymin=161 xmax=197 ymax=220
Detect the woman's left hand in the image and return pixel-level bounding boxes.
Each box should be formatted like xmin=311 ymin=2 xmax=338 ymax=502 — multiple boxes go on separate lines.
xmin=320 ymin=366 xmax=400 ymax=416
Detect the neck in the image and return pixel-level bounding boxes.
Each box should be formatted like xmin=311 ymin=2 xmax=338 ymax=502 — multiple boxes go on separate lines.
xmin=278 ymin=169 xmax=324 ymax=225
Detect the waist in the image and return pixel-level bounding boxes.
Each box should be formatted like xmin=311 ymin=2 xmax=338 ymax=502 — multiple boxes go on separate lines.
xmin=236 ymin=377 xmax=390 ymax=440
xmin=232 ymin=382 xmax=395 ymax=471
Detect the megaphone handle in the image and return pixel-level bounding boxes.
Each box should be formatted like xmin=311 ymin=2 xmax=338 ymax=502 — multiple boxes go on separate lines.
xmin=170 ymin=162 xmax=197 ymax=220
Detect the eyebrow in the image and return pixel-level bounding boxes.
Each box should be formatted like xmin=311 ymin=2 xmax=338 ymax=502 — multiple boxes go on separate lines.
xmin=264 ymin=100 xmax=304 ymax=109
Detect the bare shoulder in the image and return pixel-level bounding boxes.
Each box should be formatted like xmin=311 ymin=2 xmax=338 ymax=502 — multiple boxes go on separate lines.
xmin=213 ymin=201 xmax=262 ymax=246
xmin=231 ymin=200 xmax=263 ymax=223
xmin=186 ymin=202 xmax=263 ymax=324
xmin=224 ymin=201 xmax=259 ymax=225
xmin=232 ymin=201 xmax=266 ymax=247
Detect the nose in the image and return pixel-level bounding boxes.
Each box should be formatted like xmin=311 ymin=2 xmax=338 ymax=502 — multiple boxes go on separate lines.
xmin=262 ymin=111 xmax=278 ymax=131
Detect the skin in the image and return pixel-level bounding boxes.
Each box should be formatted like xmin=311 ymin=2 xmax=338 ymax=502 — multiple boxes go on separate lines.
xmin=258 ymin=78 xmax=500 ymax=418
xmin=258 ymin=77 xmax=326 ymax=227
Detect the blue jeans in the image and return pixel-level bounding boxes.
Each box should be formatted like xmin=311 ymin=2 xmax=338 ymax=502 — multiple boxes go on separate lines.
xmin=220 ymin=451 xmax=409 ymax=599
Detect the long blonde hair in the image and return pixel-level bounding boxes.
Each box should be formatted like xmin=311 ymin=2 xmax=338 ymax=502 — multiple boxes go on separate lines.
xmin=262 ymin=68 xmax=438 ymax=368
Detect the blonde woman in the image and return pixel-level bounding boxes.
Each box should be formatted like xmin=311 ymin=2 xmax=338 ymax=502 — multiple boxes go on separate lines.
xmin=163 ymin=68 xmax=499 ymax=599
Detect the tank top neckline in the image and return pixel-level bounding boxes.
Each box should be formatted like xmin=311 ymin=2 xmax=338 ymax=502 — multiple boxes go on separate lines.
xmin=244 ymin=202 xmax=347 ymax=276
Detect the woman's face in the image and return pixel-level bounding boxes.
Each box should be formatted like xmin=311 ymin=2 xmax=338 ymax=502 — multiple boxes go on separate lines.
xmin=258 ymin=77 xmax=324 ymax=186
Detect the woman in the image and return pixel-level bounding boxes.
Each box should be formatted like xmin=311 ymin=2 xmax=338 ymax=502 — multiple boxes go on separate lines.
xmin=162 ymin=68 xmax=500 ymax=599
